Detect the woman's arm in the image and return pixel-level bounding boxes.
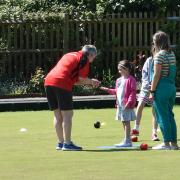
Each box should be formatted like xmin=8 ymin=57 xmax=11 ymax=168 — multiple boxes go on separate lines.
xmin=149 ymin=63 xmax=162 ymax=101
xmin=151 ymin=64 xmax=161 ymax=91
xmin=149 ymin=51 xmax=165 ymax=100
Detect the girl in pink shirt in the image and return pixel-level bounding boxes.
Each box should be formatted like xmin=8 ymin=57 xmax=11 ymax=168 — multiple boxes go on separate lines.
xmin=100 ymin=60 xmax=136 ymax=147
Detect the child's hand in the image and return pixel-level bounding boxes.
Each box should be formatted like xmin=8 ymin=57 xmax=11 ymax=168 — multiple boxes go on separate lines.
xmin=99 ymin=86 xmax=109 ymax=91
xmin=149 ymin=93 xmax=154 ymax=102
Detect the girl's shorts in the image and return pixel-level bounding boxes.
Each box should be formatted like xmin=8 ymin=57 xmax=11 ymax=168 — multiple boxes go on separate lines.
xmin=138 ymin=90 xmax=152 ymax=105
xmin=45 ymin=86 xmax=73 ymax=110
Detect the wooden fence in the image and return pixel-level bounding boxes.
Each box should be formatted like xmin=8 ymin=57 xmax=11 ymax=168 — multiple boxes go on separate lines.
xmin=0 ymin=15 xmax=64 ymax=78
xmin=0 ymin=11 xmax=179 ymax=79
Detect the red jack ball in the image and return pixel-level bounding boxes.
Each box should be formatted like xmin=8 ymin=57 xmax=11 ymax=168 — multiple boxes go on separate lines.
xmin=140 ymin=143 xmax=148 ymax=150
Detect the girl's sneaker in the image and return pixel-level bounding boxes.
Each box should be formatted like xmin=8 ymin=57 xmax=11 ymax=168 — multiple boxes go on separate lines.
xmin=114 ymin=140 xmax=132 ymax=147
xmin=56 ymin=142 xmax=64 ymax=150
xmin=152 ymin=133 xmax=160 ymax=141
xmin=131 ymin=129 xmax=139 ymax=136
xmin=62 ymin=142 xmax=82 ymax=151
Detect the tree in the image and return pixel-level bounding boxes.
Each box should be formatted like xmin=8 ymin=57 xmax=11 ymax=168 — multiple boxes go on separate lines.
xmin=0 ymin=0 xmax=179 ymax=19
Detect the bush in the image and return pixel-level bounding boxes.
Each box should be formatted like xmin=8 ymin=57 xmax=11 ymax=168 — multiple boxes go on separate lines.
xmin=73 ymin=86 xmax=99 ymax=96
xmin=100 ymin=69 xmax=115 ymax=88
xmin=0 ymin=67 xmax=45 ymax=96
xmin=0 ymin=1 xmax=179 ymax=20
xmin=73 ymin=69 xmax=115 ymax=96
xmin=160 ymin=20 xmax=180 ymax=88
xmin=0 ymin=80 xmax=28 ymax=95
xmin=27 ymin=67 xmax=45 ymax=94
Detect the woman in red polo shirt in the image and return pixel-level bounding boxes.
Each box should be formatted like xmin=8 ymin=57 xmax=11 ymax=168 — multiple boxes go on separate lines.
xmin=44 ymin=45 xmax=100 ymax=151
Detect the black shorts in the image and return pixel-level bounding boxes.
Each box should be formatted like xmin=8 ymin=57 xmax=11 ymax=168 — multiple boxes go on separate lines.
xmin=45 ymin=86 xmax=73 ymax=110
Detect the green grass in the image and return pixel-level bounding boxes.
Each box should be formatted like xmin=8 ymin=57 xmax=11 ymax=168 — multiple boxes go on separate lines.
xmin=0 ymin=106 xmax=180 ymax=180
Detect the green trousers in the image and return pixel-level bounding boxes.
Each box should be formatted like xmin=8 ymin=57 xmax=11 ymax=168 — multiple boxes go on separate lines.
xmin=153 ymin=78 xmax=177 ymax=142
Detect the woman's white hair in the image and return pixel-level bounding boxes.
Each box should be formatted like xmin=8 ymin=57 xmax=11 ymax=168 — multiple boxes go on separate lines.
xmin=82 ymin=45 xmax=97 ymax=56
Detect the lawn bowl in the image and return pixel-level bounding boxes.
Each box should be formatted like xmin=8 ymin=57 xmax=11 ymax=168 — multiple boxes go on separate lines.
xmin=94 ymin=121 xmax=101 ymax=129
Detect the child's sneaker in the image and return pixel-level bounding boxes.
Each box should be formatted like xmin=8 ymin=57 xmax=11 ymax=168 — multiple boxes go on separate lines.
xmin=131 ymin=129 xmax=139 ymax=136
xmin=152 ymin=133 xmax=160 ymax=141
xmin=56 ymin=142 xmax=63 ymax=150
xmin=114 ymin=140 xmax=132 ymax=147
xmin=62 ymin=142 xmax=82 ymax=151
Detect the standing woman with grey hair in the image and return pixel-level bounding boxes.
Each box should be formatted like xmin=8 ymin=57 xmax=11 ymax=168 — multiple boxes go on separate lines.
xmin=149 ymin=31 xmax=178 ymax=150
xmin=44 ymin=45 xmax=100 ymax=151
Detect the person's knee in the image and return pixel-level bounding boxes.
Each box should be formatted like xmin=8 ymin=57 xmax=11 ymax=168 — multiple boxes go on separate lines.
xmin=54 ymin=109 xmax=63 ymax=122
xmin=137 ymin=102 xmax=145 ymax=111
xmin=54 ymin=116 xmax=62 ymax=125
xmin=62 ymin=110 xmax=73 ymax=121
xmin=123 ymin=121 xmax=130 ymax=126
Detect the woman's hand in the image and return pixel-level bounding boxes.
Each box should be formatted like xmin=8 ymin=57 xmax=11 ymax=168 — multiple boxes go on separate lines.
xmin=148 ymin=85 xmax=151 ymax=90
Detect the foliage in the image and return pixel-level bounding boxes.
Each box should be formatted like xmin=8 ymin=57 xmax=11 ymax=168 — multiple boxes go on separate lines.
xmin=0 ymin=0 xmax=179 ymax=95
xmin=0 ymin=67 xmax=115 ymax=96
xmin=100 ymin=69 xmax=116 ymax=88
xmin=160 ymin=19 xmax=180 ymax=87
xmin=0 ymin=0 xmax=65 ymax=20
xmin=73 ymin=86 xmax=99 ymax=96
xmin=0 ymin=67 xmax=45 ymax=95
xmin=175 ymin=42 xmax=180 ymax=87
xmin=73 ymin=69 xmax=115 ymax=95
xmin=96 ymin=0 xmax=180 ymax=15
xmin=27 ymin=67 xmax=45 ymax=94
xmin=0 ymin=0 xmax=179 ymax=20
xmin=0 ymin=79 xmax=28 ymax=95
xmin=0 ymin=38 xmax=7 ymax=49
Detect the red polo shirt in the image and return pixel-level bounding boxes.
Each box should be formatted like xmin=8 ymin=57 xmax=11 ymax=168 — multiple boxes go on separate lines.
xmin=44 ymin=51 xmax=89 ymax=91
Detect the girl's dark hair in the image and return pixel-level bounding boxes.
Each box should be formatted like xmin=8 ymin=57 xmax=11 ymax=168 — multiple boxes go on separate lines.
xmin=118 ymin=60 xmax=135 ymax=76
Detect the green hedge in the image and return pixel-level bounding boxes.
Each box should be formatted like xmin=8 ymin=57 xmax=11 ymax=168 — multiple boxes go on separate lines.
xmin=0 ymin=0 xmax=179 ymax=19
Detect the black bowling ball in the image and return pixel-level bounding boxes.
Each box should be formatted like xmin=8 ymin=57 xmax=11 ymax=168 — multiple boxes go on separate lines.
xmin=94 ymin=121 xmax=101 ymax=129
